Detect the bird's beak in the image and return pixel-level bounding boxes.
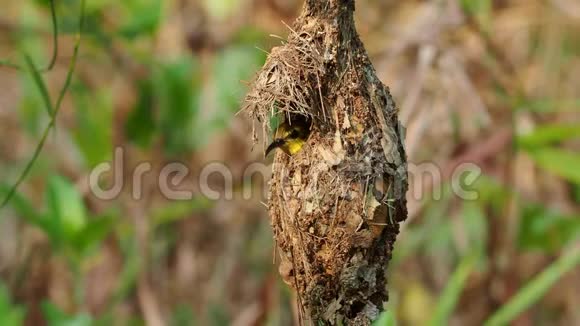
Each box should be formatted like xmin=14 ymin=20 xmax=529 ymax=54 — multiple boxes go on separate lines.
xmin=265 ymin=139 xmax=285 ymax=157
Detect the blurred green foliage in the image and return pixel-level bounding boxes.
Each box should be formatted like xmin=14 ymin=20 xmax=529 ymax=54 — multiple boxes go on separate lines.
xmin=518 ymin=204 xmax=580 ymax=253
xmin=156 ymin=58 xmax=201 ymax=153
xmin=0 ymin=284 xmax=26 ymax=326
xmin=125 ymin=78 xmax=156 ymax=148
xmin=42 ymin=302 xmax=92 ymax=326
xmin=72 ymin=84 xmax=114 ymax=167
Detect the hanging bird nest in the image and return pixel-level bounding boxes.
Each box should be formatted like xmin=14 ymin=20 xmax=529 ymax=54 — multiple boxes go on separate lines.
xmin=243 ymin=0 xmax=408 ymax=324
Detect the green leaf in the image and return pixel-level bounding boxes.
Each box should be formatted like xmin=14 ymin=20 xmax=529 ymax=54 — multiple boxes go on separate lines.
xmin=517 ymin=124 xmax=580 ymax=149
xmin=373 ymin=309 xmax=397 ymax=326
xmin=46 ymin=175 xmax=87 ymax=242
xmin=213 ymin=45 xmax=265 ymax=117
xmin=23 ymin=53 xmax=53 ymax=117
xmin=472 ymin=176 xmax=511 ymax=213
xmin=527 ymin=148 xmax=580 ymax=183
xmin=71 ymin=215 xmax=115 ymax=256
xmin=72 ymin=84 xmax=113 ymax=167
xmin=118 ymin=0 xmax=163 ymax=39
xmin=485 ymin=246 xmax=580 ymax=326
xmin=0 ymin=283 xmax=26 ymax=326
xmin=428 ymin=252 xmax=478 ymax=326
xmin=269 ymin=114 xmax=282 ymax=131
xmin=42 ymin=302 xmax=92 ymax=326
xmin=156 ymin=58 xmax=201 ymax=154
xmin=125 ymin=78 xmax=157 ymax=148
xmin=518 ymin=204 xmax=580 ymax=253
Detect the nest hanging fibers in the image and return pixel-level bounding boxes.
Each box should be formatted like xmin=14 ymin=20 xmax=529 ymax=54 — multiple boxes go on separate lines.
xmin=243 ymin=0 xmax=408 ymax=324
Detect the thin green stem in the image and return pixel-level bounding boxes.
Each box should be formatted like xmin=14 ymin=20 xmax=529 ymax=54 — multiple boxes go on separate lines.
xmin=484 ymin=245 xmax=580 ymax=326
xmin=43 ymin=0 xmax=58 ymax=72
xmin=0 ymin=0 xmax=58 ymax=72
xmin=0 ymin=0 xmax=86 ymax=210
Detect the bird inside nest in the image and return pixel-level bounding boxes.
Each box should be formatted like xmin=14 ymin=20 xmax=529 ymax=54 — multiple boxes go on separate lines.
xmin=265 ymin=115 xmax=312 ymax=157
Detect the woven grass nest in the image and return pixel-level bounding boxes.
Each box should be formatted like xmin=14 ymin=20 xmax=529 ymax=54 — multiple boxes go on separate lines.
xmin=243 ymin=1 xmax=408 ymax=324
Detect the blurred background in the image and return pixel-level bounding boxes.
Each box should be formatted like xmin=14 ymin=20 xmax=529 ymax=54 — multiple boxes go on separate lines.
xmin=1 ymin=0 xmax=579 ymax=325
